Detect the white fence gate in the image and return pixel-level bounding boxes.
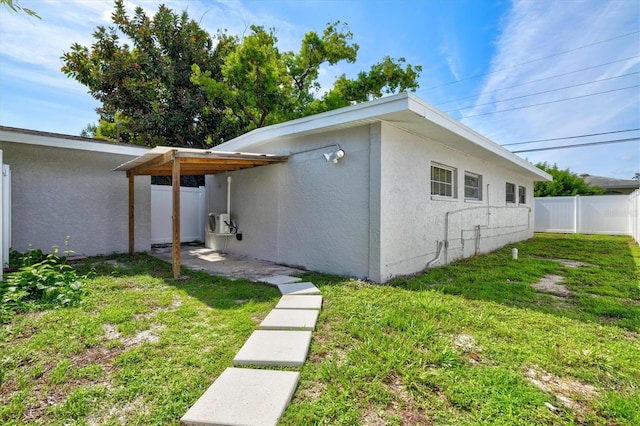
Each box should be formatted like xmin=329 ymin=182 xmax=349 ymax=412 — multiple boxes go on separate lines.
xmin=150 ymin=185 xmax=206 ymax=244
xmin=535 ymin=192 xmax=640 ymax=244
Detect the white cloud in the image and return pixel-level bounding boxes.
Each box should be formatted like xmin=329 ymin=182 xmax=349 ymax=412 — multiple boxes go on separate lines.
xmin=459 ymin=0 xmax=640 ymax=177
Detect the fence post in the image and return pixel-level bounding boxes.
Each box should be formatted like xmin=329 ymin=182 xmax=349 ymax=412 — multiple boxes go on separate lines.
xmin=574 ymin=195 xmax=579 ymax=234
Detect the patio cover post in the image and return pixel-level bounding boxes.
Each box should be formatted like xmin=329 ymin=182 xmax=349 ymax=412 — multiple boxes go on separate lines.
xmin=128 ymin=174 xmax=134 ymax=254
xmin=172 ymin=155 xmax=181 ymax=278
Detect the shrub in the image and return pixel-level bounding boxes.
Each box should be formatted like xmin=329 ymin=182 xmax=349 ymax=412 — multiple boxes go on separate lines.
xmin=1 ymin=244 xmax=88 ymax=323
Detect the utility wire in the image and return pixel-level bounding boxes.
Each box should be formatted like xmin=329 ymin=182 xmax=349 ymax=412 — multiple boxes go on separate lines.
xmin=443 ymin=71 xmax=640 ymax=113
xmin=502 ymin=128 xmax=640 ymax=146
xmin=422 ymin=30 xmax=640 ymax=91
xmin=435 ymin=55 xmax=640 ymax=106
xmin=511 ymin=137 xmax=640 ymax=153
xmin=460 ymin=84 xmax=640 ymax=118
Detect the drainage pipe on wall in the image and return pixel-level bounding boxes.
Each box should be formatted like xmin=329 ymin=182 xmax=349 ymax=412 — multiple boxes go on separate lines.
xmin=226 ymin=176 xmax=232 ymax=217
xmin=426 ymin=240 xmax=445 ymax=269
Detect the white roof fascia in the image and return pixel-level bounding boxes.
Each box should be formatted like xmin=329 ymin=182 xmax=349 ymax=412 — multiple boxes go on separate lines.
xmin=0 ymin=128 xmax=149 ymax=156
xmin=217 ymin=93 xmax=551 ymax=182
xmin=404 ymin=93 xmax=552 ymax=181
xmin=216 ymin=93 xmax=410 ymax=152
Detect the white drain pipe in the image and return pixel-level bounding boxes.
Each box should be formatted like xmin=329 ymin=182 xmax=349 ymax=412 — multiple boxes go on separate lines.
xmin=426 ymin=241 xmax=445 ymax=269
xmin=226 ymin=176 xmax=232 ymax=217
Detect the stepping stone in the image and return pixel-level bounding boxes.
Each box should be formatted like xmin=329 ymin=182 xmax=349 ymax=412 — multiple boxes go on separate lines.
xmin=277 ymin=281 xmax=321 ymax=295
xmin=259 ymin=309 xmax=320 ymax=331
xmin=181 ymin=367 xmax=299 ymax=426
xmin=275 ymin=294 xmax=323 ymax=310
xmin=233 ymin=330 xmax=313 ymax=367
xmin=259 ymin=275 xmax=302 ymax=286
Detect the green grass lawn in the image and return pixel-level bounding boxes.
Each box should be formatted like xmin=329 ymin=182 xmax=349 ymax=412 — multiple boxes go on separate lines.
xmin=1 ymin=233 xmax=639 ymax=425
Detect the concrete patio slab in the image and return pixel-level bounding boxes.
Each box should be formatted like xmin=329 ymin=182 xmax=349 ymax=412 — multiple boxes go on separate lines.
xmin=233 ymin=330 xmax=313 ymax=367
xmin=181 ymin=367 xmax=299 ymax=426
xmin=277 ymin=282 xmax=321 ymax=295
xmin=259 ymin=275 xmax=303 ymax=286
xmin=275 ymin=294 xmax=323 ymax=310
xmin=259 ymin=309 xmax=320 ymax=331
xmin=150 ymin=245 xmax=304 ymax=282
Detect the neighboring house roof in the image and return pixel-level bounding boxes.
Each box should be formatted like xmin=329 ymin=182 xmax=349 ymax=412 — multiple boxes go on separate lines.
xmin=580 ymin=174 xmax=640 ymax=191
xmin=216 ymin=92 xmax=552 ymax=182
xmin=0 ymin=125 xmax=148 ymax=156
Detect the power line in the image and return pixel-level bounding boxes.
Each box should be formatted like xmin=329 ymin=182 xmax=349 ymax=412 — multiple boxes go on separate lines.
xmin=511 ymin=137 xmax=640 ymax=153
xmin=461 ymin=84 xmax=640 ymax=118
xmin=443 ymin=71 xmax=640 ymax=113
xmin=502 ymin=128 xmax=640 ymax=147
xmin=435 ymin=55 xmax=640 ymax=107
xmin=422 ymin=30 xmax=640 ymax=91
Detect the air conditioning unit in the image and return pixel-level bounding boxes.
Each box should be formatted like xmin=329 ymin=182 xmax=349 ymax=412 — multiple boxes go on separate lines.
xmin=208 ymin=213 xmax=231 ymax=235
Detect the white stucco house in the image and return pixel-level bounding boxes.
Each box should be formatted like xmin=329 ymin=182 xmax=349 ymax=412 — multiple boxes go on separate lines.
xmin=0 ymin=126 xmax=151 ymax=257
xmin=205 ymin=93 xmax=551 ymax=283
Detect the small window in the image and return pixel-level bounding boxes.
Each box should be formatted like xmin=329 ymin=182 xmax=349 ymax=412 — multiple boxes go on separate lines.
xmin=464 ymin=171 xmax=482 ymax=200
xmin=506 ymin=182 xmax=516 ymax=203
xmin=431 ymin=163 xmax=456 ymax=198
xmin=518 ymin=185 xmax=526 ymax=204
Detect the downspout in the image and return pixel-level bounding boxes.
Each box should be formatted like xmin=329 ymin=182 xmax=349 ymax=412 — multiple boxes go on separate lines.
xmin=426 ymin=240 xmax=445 ymax=269
xmin=226 ymin=176 xmax=232 ymax=217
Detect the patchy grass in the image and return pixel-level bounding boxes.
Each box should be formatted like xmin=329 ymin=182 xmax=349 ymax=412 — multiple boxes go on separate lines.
xmin=1 ymin=234 xmax=638 ymax=425
xmin=0 ymin=254 xmax=280 ymax=425
xmin=282 ymin=234 xmax=639 ymax=425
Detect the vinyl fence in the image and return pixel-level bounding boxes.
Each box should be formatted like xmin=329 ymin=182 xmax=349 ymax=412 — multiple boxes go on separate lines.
xmin=151 ymin=185 xmax=206 ymax=244
xmin=535 ymin=191 xmax=640 ymax=244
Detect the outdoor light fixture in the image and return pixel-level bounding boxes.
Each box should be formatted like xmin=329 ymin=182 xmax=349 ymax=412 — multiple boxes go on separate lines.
xmin=323 ymin=146 xmax=345 ymax=164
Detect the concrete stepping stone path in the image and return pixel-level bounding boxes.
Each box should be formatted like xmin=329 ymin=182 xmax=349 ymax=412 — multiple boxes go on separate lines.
xmin=180 ymin=368 xmax=299 ymax=426
xmin=277 ymin=281 xmax=321 ymax=295
xmin=259 ymin=308 xmax=319 ymax=331
xmin=182 ymin=275 xmax=321 ymax=425
xmin=259 ymin=275 xmax=302 ymax=285
xmin=275 ymin=294 xmax=323 ymax=310
xmin=233 ymin=330 xmax=313 ymax=367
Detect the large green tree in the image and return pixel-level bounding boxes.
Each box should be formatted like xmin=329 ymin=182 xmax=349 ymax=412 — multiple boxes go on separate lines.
xmin=534 ymin=162 xmax=604 ymax=197
xmin=191 ymin=23 xmax=422 ymax=135
xmin=63 ymin=2 xmax=421 ymax=146
xmin=61 ymin=0 xmax=232 ymax=147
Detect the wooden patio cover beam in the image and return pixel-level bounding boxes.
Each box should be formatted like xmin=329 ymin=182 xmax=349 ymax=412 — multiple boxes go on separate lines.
xmin=123 ymin=148 xmax=288 ymax=279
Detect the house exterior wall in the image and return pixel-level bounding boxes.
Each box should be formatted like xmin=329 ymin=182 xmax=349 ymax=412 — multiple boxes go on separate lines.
xmin=377 ymin=123 xmax=535 ymax=281
xmin=0 ymin=141 xmax=151 ymax=256
xmin=206 ymin=125 xmax=374 ymax=278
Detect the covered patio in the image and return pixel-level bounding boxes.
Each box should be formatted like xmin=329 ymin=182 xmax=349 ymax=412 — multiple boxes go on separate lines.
xmin=114 ymin=147 xmax=288 ymax=278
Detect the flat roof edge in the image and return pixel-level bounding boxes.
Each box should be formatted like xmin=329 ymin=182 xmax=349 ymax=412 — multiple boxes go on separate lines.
xmin=0 ymin=126 xmax=149 ymax=156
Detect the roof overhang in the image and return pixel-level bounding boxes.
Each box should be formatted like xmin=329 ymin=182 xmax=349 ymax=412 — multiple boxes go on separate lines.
xmin=114 ymin=146 xmax=288 ymax=177
xmin=217 ymin=93 xmax=552 ymax=182
xmin=0 ymin=125 xmax=148 ymax=156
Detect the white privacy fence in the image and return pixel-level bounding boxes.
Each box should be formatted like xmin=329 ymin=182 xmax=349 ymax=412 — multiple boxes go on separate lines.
xmin=535 ymin=191 xmax=640 ymax=244
xmin=151 ymin=185 xmax=206 ymax=244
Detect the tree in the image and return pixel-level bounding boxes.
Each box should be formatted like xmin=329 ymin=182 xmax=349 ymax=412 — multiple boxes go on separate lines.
xmin=632 ymin=172 xmax=640 ymax=182
xmin=63 ymin=3 xmax=421 ymax=146
xmin=0 ymin=0 xmax=39 ymax=18
xmin=191 ymin=22 xmax=421 ymax=134
xmin=61 ymin=0 xmax=230 ymax=147
xmin=534 ymin=162 xmax=604 ymax=197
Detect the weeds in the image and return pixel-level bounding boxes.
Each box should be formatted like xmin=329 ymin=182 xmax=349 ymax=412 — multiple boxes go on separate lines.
xmin=1 ymin=241 xmax=90 ymax=323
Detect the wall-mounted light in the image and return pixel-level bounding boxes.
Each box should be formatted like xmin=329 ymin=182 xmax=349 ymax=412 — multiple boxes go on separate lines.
xmin=323 ymin=146 xmax=345 ymax=164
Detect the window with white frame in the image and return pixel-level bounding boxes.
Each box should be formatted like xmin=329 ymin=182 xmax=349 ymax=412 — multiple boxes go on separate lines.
xmin=464 ymin=171 xmax=482 ymax=200
xmin=431 ymin=163 xmax=456 ymax=198
xmin=506 ymin=182 xmax=516 ymax=203
xmin=518 ymin=185 xmax=526 ymax=204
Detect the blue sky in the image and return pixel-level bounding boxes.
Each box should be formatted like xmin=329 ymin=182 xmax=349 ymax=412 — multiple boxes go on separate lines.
xmin=0 ymin=0 xmax=638 ymax=179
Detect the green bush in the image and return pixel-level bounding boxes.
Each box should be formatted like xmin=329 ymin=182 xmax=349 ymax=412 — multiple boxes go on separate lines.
xmin=1 ymin=246 xmax=87 ymax=323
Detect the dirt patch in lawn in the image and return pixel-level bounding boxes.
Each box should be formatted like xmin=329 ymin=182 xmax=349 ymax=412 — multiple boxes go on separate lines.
xmin=531 ymin=275 xmax=573 ymax=297
xmin=525 ymin=367 xmax=598 ymax=418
